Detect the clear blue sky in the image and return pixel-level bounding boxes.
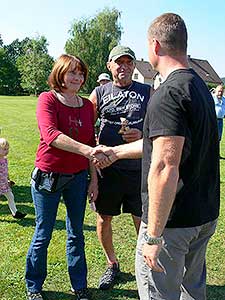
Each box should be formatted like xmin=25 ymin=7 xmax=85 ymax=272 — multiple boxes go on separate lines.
xmin=1 ymin=0 xmax=225 ymax=77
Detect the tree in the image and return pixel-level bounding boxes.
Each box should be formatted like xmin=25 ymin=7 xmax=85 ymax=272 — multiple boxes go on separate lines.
xmin=17 ymin=36 xmax=54 ymax=95
xmin=1 ymin=38 xmax=32 ymax=95
xmin=65 ymin=7 xmax=122 ymax=93
xmin=0 ymin=34 xmax=3 ymax=47
xmin=5 ymin=38 xmax=31 ymax=64
xmin=0 ymin=47 xmax=21 ymax=95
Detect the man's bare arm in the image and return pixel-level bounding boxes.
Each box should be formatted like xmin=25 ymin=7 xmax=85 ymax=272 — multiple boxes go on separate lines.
xmin=89 ymin=90 xmax=98 ymax=123
xmin=147 ymin=135 xmax=184 ymax=237
xmin=142 ymin=135 xmax=184 ymax=272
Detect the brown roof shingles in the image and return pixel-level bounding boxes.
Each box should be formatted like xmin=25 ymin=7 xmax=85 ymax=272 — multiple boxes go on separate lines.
xmin=135 ymin=57 xmax=221 ymax=84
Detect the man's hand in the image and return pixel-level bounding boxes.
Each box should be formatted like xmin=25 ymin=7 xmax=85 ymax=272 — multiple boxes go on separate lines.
xmin=87 ymin=180 xmax=98 ymax=202
xmin=91 ymin=145 xmax=118 ymax=169
xmin=142 ymin=243 xmax=165 ymax=273
xmin=122 ymin=128 xmax=142 ymax=143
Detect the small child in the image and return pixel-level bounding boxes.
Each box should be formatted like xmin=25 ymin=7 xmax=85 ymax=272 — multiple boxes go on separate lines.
xmin=0 ymin=138 xmax=26 ymax=219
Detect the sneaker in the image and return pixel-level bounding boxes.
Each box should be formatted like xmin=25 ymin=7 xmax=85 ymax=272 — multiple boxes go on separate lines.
xmin=27 ymin=291 xmax=43 ymax=300
xmin=98 ymin=262 xmax=120 ymax=290
xmin=71 ymin=288 xmax=89 ymax=300
xmin=13 ymin=211 xmax=27 ymax=219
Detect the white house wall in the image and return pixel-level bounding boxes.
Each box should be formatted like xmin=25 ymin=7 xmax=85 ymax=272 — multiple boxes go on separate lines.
xmin=132 ymin=68 xmax=153 ymax=86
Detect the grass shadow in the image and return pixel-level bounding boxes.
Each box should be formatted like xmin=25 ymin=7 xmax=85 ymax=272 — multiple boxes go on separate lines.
xmin=43 ymin=287 xmax=138 ymax=300
xmin=0 ymin=200 xmax=96 ymax=231
xmin=207 ymin=284 xmax=225 ymax=299
xmin=43 ymin=284 xmax=224 ymax=299
xmin=118 ymin=271 xmax=136 ymax=284
xmin=12 ymin=185 xmax=32 ymax=203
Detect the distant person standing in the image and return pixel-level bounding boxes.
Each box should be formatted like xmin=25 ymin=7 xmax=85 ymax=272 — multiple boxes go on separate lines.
xmin=213 ymin=84 xmax=225 ymax=147
xmin=95 ymin=73 xmax=111 ymax=139
xmin=97 ymin=73 xmax=111 ymax=86
xmin=0 ymin=137 xmax=26 ymax=219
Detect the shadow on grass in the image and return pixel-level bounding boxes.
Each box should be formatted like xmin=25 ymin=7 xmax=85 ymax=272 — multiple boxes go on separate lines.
xmin=0 ymin=185 xmax=96 ymax=232
xmin=207 ymin=284 xmax=225 ymax=300
xmin=41 ymin=284 xmax=224 ymax=299
xmin=0 ymin=212 xmax=96 ymax=232
xmin=43 ymin=286 xmax=138 ymax=300
xmin=12 ymin=185 xmax=33 ymax=203
xmin=118 ymin=271 xmax=136 ymax=284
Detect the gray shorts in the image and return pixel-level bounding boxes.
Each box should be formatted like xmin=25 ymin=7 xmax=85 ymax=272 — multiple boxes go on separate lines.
xmin=136 ymin=220 xmax=217 ymax=300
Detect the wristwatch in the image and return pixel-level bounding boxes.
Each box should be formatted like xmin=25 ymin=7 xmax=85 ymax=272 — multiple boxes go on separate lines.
xmin=143 ymin=231 xmax=164 ymax=245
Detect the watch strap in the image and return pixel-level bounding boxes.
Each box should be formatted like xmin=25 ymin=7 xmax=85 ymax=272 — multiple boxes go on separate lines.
xmin=143 ymin=231 xmax=164 ymax=245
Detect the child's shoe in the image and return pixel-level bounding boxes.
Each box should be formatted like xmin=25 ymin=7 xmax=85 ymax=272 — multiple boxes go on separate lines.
xmin=13 ymin=211 xmax=27 ymax=219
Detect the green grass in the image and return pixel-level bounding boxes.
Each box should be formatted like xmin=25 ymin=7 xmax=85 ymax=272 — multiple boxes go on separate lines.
xmin=0 ymin=95 xmax=225 ymax=300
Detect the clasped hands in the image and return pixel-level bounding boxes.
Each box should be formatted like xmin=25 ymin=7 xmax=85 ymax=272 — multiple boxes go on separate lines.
xmin=90 ymin=128 xmax=142 ymax=169
xmin=90 ymin=145 xmax=117 ymax=169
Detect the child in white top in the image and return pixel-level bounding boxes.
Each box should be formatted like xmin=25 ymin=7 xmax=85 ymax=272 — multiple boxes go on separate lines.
xmin=0 ymin=138 xmax=26 ymax=219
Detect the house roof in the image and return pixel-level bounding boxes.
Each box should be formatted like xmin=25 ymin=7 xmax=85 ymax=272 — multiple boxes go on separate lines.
xmin=134 ymin=57 xmax=221 ymax=84
xmin=135 ymin=60 xmax=157 ymax=79
xmin=188 ymin=57 xmax=221 ymax=84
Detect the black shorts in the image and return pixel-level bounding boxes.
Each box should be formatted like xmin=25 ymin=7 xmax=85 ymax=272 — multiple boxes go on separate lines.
xmin=95 ymin=166 xmax=142 ymax=217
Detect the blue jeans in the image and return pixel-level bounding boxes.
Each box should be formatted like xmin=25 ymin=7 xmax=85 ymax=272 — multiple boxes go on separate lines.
xmin=25 ymin=170 xmax=88 ymax=293
xmin=217 ymin=119 xmax=223 ymax=141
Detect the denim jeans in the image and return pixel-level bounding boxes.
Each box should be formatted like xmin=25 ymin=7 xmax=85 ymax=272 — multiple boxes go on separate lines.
xmin=25 ymin=170 xmax=88 ymax=293
xmin=217 ymin=119 xmax=223 ymax=141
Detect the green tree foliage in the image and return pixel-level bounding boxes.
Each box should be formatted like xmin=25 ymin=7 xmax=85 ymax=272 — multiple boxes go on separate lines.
xmin=65 ymin=7 xmax=122 ymax=93
xmin=0 ymin=47 xmax=21 ymax=95
xmin=1 ymin=38 xmax=32 ymax=95
xmin=17 ymin=36 xmax=54 ymax=95
xmin=5 ymin=38 xmax=31 ymax=64
xmin=0 ymin=35 xmax=3 ymax=47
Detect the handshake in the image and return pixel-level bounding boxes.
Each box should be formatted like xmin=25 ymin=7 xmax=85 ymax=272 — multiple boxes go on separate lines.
xmin=87 ymin=127 xmax=143 ymax=171
xmin=90 ymin=145 xmax=118 ymax=170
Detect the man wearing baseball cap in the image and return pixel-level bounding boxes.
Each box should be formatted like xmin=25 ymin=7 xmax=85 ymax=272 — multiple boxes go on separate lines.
xmin=89 ymin=45 xmax=151 ymax=290
xmin=97 ymin=73 xmax=111 ymax=86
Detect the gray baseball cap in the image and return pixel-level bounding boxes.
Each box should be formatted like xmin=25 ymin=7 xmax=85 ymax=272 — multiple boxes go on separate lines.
xmin=97 ymin=73 xmax=111 ymax=82
xmin=108 ymin=45 xmax=136 ymax=62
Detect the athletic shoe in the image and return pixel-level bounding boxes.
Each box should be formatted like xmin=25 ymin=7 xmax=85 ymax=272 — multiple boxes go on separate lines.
xmin=27 ymin=291 xmax=43 ymax=300
xmin=13 ymin=211 xmax=27 ymax=219
xmin=98 ymin=262 xmax=120 ymax=290
xmin=71 ymin=288 xmax=89 ymax=300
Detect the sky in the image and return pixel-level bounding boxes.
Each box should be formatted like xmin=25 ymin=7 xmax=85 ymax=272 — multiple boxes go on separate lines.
xmin=1 ymin=0 xmax=225 ymax=77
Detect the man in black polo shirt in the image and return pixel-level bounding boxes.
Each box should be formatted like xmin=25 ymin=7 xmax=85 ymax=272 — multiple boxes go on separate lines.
xmin=94 ymin=13 xmax=220 ymax=300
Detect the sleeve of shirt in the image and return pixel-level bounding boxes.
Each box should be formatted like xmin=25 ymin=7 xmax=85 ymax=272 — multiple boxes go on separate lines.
xmin=36 ymin=92 xmax=62 ymax=146
xmin=147 ymin=86 xmax=189 ymax=139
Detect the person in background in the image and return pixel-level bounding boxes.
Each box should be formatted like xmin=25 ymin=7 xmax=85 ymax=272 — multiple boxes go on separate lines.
xmin=97 ymin=73 xmax=111 ymax=86
xmin=0 ymin=137 xmax=26 ymax=219
xmin=25 ymin=54 xmax=103 ymax=300
xmin=93 ymin=13 xmax=220 ymax=300
xmin=213 ymin=84 xmax=225 ymax=156
xmin=89 ymin=45 xmax=151 ymax=290
xmin=95 ymin=74 xmax=111 ymax=140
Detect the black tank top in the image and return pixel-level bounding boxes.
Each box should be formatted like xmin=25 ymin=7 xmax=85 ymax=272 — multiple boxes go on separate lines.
xmin=95 ymin=81 xmax=151 ymax=170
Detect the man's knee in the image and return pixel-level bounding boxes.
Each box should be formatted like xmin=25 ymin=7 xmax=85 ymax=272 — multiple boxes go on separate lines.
xmin=97 ymin=214 xmax=113 ymax=228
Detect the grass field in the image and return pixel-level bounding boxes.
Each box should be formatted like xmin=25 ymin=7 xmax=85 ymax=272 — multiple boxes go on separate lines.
xmin=0 ymin=95 xmax=225 ymax=300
